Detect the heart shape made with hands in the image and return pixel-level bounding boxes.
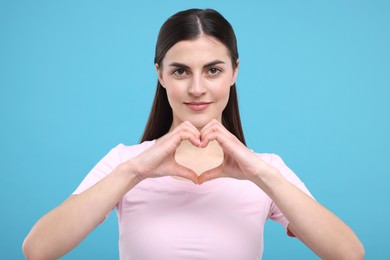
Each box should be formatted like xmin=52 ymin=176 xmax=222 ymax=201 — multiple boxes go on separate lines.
xmin=174 ymin=139 xmax=224 ymax=177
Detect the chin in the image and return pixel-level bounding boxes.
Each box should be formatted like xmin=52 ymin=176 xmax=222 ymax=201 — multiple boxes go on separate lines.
xmin=173 ymin=115 xmax=221 ymax=129
xmin=189 ymin=117 xmax=220 ymax=129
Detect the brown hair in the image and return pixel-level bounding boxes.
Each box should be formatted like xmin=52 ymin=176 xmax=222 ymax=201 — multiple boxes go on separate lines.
xmin=140 ymin=9 xmax=246 ymax=145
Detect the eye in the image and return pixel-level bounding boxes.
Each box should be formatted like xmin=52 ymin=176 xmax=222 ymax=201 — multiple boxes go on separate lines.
xmin=172 ymin=68 xmax=187 ymax=77
xmin=207 ymin=67 xmax=222 ymax=76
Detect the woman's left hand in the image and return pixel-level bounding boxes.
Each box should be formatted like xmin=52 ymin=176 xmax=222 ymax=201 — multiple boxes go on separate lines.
xmin=197 ymin=119 xmax=278 ymax=185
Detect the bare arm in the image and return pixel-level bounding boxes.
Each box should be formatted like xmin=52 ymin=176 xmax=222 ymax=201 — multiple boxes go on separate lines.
xmin=23 ymin=122 xmax=200 ymax=260
xmin=22 ymin=163 xmax=140 ymax=260
xmin=254 ymin=170 xmax=365 ymax=260
xmin=198 ymin=119 xmax=365 ymax=260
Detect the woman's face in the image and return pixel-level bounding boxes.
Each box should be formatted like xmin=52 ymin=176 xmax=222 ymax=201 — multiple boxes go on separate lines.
xmin=157 ymin=35 xmax=238 ymax=130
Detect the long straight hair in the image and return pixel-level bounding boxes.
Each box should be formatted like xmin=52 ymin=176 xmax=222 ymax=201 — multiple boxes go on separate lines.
xmin=140 ymin=9 xmax=246 ymax=145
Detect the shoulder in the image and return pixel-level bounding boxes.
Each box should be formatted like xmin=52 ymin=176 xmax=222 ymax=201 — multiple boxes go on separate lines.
xmin=256 ymin=153 xmax=287 ymax=170
xmin=114 ymin=140 xmax=156 ymax=162
xmin=255 ymin=152 xmax=303 ymax=184
xmin=256 ymin=153 xmax=285 ymax=167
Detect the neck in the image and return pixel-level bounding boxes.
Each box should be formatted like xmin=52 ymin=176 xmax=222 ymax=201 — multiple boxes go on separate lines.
xmin=176 ymin=139 xmax=223 ymax=156
xmin=174 ymin=140 xmax=224 ymax=176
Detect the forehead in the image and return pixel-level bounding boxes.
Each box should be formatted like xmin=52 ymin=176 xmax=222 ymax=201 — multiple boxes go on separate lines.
xmin=162 ymin=35 xmax=231 ymax=65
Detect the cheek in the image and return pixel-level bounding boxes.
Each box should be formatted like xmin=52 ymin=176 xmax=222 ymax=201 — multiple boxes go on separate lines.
xmin=219 ymin=82 xmax=232 ymax=108
xmin=215 ymin=80 xmax=232 ymax=99
xmin=222 ymin=89 xmax=231 ymax=106
xmin=211 ymin=86 xmax=230 ymax=112
xmin=164 ymin=82 xmax=184 ymax=103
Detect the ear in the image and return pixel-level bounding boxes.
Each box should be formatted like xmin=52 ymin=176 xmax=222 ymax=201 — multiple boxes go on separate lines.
xmin=230 ymin=59 xmax=240 ymax=86
xmin=156 ymin=63 xmax=165 ymax=88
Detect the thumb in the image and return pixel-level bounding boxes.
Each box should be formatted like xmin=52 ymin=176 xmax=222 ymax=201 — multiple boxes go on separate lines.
xmin=172 ymin=163 xmax=199 ymax=184
xmin=198 ymin=165 xmax=225 ymax=185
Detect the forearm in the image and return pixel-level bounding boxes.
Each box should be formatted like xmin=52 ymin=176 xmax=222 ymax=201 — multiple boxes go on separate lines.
xmin=23 ymin=162 xmax=140 ymax=260
xmin=254 ymin=170 xmax=364 ymax=260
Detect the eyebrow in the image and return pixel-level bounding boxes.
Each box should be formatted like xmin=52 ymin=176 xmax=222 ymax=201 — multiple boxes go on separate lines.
xmin=168 ymin=60 xmax=226 ymax=69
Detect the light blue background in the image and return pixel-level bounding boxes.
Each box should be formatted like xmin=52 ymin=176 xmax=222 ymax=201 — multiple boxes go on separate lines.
xmin=1 ymin=1 xmax=389 ymax=259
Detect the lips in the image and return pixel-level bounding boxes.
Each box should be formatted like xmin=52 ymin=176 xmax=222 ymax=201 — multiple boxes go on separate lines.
xmin=184 ymin=102 xmax=211 ymax=111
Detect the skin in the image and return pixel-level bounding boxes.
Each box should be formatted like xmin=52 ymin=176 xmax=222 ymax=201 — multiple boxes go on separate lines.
xmin=156 ymin=35 xmax=238 ymax=130
xmin=156 ymin=35 xmax=237 ymax=176
xmin=22 ymin=35 xmax=365 ymax=260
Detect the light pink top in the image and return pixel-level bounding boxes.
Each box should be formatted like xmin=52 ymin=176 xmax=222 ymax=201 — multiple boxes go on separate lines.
xmin=73 ymin=141 xmax=313 ymax=260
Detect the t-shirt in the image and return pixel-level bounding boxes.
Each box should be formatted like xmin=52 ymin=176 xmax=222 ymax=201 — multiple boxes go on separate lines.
xmin=73 ymin=140 xmax=313 ymax=260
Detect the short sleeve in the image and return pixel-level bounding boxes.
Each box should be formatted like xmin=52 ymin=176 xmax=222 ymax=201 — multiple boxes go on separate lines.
xmin=72 ymin=144 xmax=124 ymax=195
xmin=72 ymin=141 xmax=155 ymax=195
xmin=266 ymin=154 xmax=314 ymax=236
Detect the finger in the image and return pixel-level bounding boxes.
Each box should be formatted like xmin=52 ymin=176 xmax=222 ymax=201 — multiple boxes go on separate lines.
xmin=199 ymin=119 xmax=221 ymax=137
xmin=199 ymin=120 xmax=224 ymax=147
xmin=158 ymin=127 xmax=200 ymax=153
xmin=200 ymin=122 xmax=235 ymax=149
xmin=198 ymin=165 xmax=225 ymax=184
xmin=202 ymin=127 xmax=253 ymax=170
xmin=200 ymin=118 xmax=220 ymax=130
xmin=172 ymin=163 xmax=199 ymax=184
xmin=159 ymin=121 xmax=199 ymax=141
xmin=140 ymin=133 xmax=199 ymax=174
xmin=168 ymin=121 xmax=201 ymax=147
xmin=181 ymin=121 xmax=202 ymax=146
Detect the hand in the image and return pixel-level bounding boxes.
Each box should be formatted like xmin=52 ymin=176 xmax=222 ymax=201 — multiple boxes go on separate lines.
xmin=130 ymin=121 xmax=200 ymax=184
xmin=198 ymin=119 xmax=278 ymax=185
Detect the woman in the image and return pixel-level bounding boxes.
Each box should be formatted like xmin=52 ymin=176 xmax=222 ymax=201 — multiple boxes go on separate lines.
xmin=23 ymin=9 xmax=364 ymax=260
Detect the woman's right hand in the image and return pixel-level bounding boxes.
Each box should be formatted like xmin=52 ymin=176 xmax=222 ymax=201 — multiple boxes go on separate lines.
xmin=22 ymin=122 xmax=200 ymax=260
xmin=130 ymin=121 xmax=200 ymax=184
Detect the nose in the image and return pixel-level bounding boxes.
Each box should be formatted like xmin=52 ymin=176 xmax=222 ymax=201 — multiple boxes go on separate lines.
xmin=188 ymin=75 xmax=206 ymax=96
